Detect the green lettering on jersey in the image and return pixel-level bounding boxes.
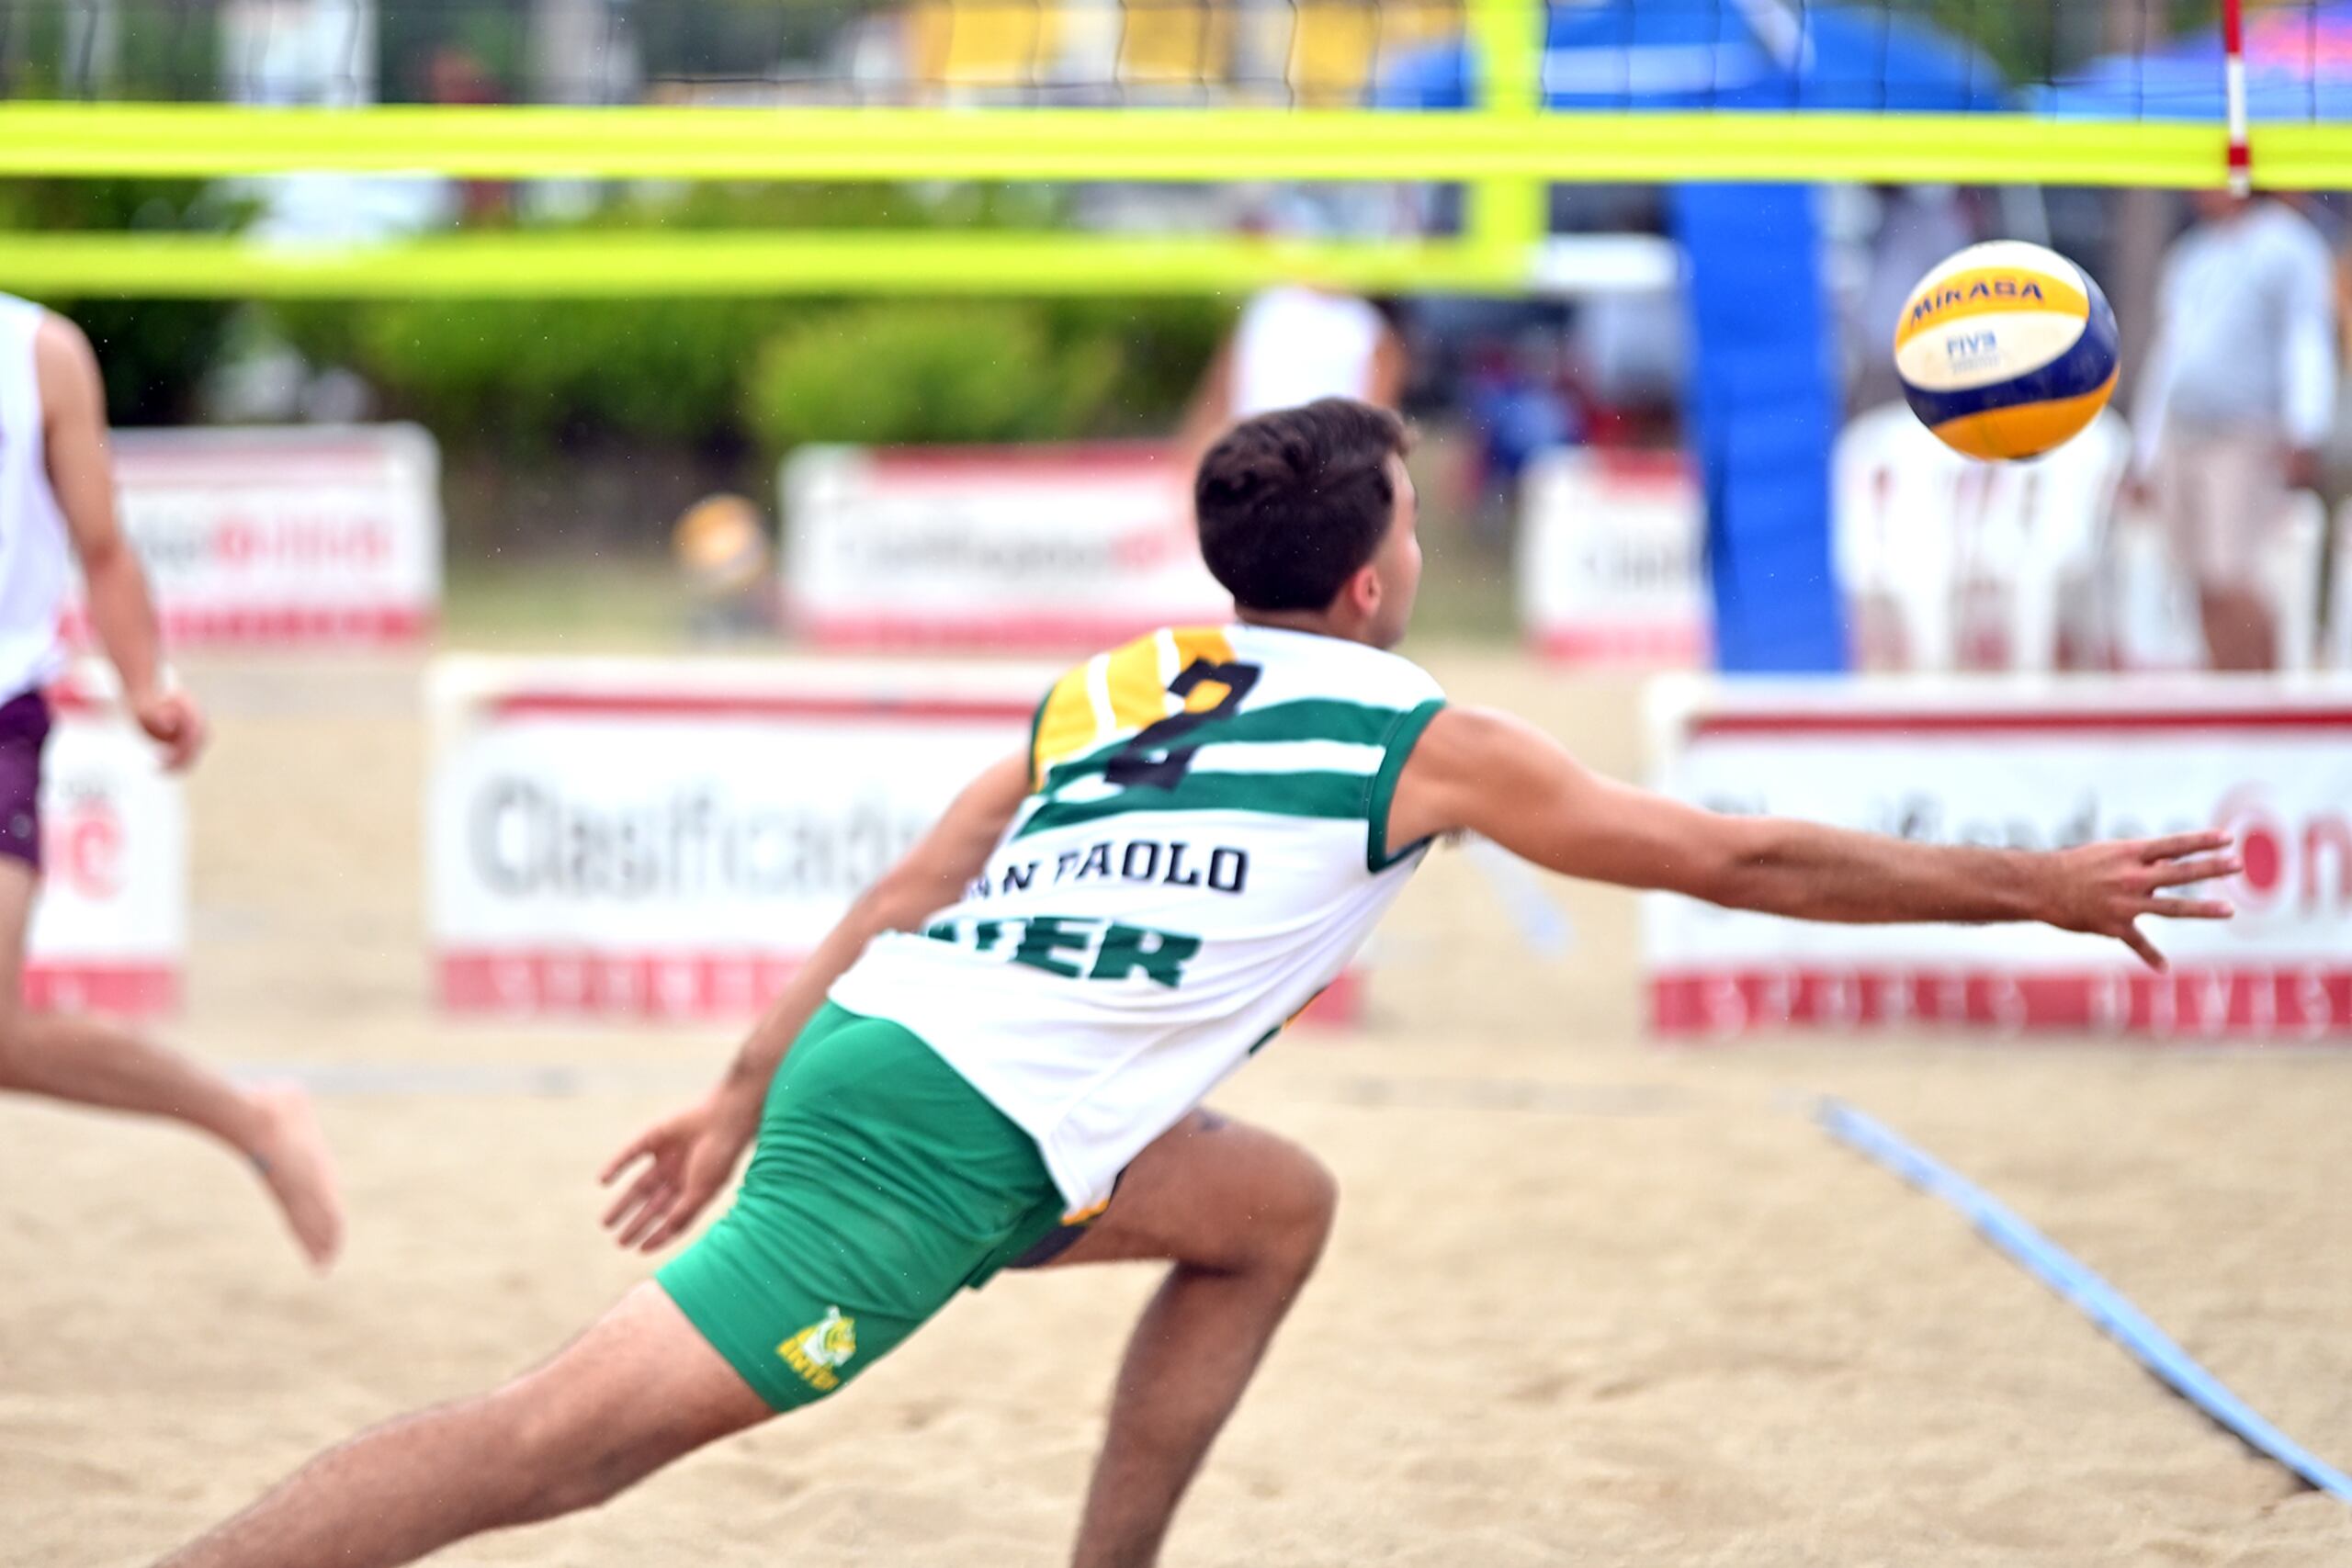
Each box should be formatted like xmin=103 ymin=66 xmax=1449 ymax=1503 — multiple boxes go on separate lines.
xmin=1012 ymin=916 xmax=1093 ymax=978
xmin=1089 ymin=923 xmax=1202 ymax=989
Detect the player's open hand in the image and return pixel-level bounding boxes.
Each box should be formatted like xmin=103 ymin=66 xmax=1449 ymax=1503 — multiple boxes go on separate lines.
xmin=2041 ymin=830 xmax=2240 ymax=971
xmin=132 ymin=685 xmax=207 ymax=772
xmin=599 ymin=1098 xmax=753 ymax=1253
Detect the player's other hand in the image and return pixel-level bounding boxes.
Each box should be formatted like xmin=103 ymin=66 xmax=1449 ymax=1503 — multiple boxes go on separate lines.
xmin=599 ymin=1096 xmax=755 ymax=1253
xmin=132 ymin=685 xmax=207 ymax=772
xmin=2039 ymin=830 xmax=2240 ymax=971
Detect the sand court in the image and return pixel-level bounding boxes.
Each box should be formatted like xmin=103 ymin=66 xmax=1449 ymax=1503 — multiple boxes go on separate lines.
xmin=5 ymin=650 xmax=2350 ymax=1566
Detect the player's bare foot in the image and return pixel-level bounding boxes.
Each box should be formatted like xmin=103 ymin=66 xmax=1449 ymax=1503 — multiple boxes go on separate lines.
xmin=248 ymin=1084 xmax=344 ymax=1270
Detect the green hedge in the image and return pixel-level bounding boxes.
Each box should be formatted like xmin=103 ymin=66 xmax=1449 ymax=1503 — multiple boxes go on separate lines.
xmin=268 ymin=187 xmax=1234 ymax=458
xmin=742 ymin=296 xmax=1231 ymax=450
xmin=278 ymin=289 xmax=1228 ymax=457
xmin=0 ymin=178 xmax=247 ymax=424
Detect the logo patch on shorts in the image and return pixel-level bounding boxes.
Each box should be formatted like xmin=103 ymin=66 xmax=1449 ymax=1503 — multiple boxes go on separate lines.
xmin=777 ymin=1306 xmax=858 ymax=1392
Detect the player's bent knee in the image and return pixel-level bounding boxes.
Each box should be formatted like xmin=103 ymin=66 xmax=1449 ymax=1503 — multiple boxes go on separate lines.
xmin=1249 ymin=1145 xmax=1339 ymax=1279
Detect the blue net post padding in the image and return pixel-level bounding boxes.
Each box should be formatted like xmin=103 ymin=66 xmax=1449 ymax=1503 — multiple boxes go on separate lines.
xmin=1674 ymin=181 xmax=1848 ymax=673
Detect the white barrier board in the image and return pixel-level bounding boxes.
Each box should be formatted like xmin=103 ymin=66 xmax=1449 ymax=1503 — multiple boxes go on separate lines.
xmin=70 ymin=424 xmax=442 ymax=647
xmin=782 ymin=444 xmax=1228 ymax=650
xmin=431 ymin=655 xmax=1366 ymax=1025
xmin=28 ymin=677 xmax=187 ymax=1016
xmin=1645 ymin=676 xmax=2352 ymax=1039
xmin=431 ymin=657 xmax=1046 ymax=1019
xmin=1516 ymin=449 xmax=1708 ymax=667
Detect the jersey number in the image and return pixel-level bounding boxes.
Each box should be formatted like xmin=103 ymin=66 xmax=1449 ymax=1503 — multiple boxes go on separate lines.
xmin=1104 ymin=659 xmax=1261 ymax=790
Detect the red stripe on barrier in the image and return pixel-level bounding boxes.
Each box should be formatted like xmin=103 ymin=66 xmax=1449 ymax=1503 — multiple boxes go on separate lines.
xmin=23 ymin=962 xmax=179 ymax=1018
xmin=62 ymin=606 xmax=434 ymax=648
xmin=439 ymin=950 xmax=806 ymax=1021
xmin=1686 ymin=707 xmax=2352 ymax=737
xmin=1532 ymin=626 xmax=1708 ymax=664
xmin=484 ymin=692 xmax=1037 ymax=723
xmin=113 ymin=440 xmax=411 ymax=469
xmin=863 ymin=443 xmax=1180 ymax=481
xmin=1650 ymin=966 xmax=2352 ymax=1039
xmin=40 ymin=681 xmax=107 ymax=716
xmin=794 ymin=611 xmax=1227 ymax=651
xmin=438 ymin=948 xmax=1362 ymax=1028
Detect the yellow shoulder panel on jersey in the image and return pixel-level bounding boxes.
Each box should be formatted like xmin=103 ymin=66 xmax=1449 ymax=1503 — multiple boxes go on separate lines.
xmin=1029 ymin=626 xmax=1236 ymax=788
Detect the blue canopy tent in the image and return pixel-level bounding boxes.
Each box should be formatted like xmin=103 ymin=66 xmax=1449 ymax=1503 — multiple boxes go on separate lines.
xmin=1380 ymin=0 xmax=2007 ymax=113
xmin=2041 ymin=2 xmax=2352 ymax=121
xmin=1379 ymin=3 xmax=2006 ymax=673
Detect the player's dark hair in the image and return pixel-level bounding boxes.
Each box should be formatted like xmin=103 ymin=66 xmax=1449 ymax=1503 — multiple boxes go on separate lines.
xmin=1193 ymin=399 xmax=1409 ymax=614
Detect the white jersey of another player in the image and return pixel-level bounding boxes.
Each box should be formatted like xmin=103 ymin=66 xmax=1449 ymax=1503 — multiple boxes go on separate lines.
xmin=0 ymin=294 xmax=74 ymax=701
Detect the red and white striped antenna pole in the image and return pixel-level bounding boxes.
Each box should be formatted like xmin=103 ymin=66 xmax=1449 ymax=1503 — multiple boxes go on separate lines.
xmin=2222 ymin=0 xmax=2253 ymax=195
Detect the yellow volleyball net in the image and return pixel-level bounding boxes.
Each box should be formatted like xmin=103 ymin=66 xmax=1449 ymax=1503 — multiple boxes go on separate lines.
xmin=0 ymin=0 xmax=2336 ymax=299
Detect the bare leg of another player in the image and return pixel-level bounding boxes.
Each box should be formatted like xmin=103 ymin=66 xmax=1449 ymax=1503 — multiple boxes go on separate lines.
xmin=1035 ymin=1109 xmax=1340 ymax=1568
xmin=153 ymin=1281 xmax=769 ymax=1568
xmin=2199 ymin=585 xmax=2279 ymax=671
xmin=0 ymin=857 xmax=342 ymax=1266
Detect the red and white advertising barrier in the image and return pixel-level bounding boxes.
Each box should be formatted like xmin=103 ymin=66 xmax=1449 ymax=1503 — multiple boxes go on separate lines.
xmin=431 ymin=656 xmax=1364 ymax=1025
xmin=1516 ymin=448 xmax=1708 ymax=668
xmin=1645 ymin=676 xmax=2352 ymax=1041
xmin=431 ymin=657 xmax=1041 ymax=1020
xmin=28 ymin=674 xmax=185 ymax=1017
xmin=781 ymin=444 xmax=1228 ymax=650
xmin=69 ymin=424 xmax=442 ymax=648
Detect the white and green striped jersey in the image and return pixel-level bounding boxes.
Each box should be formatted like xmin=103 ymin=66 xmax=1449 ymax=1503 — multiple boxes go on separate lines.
xmin=828 ymin=622 xmax=1446 ymax=1211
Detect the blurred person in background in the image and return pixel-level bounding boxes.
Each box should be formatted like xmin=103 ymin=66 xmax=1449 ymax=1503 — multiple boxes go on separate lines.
xmin=1180 ymin=283 xmax=1408 ymax=455
xmin=0 ymin=296 xmax=342 ymax=1269
xmin=672 ymin=493 xmax=776 ymax=641
xmin=2129 ymin=188 xmax=2339 ymax=671
xmin=1462 ymin=333 xmax=1584 ymax=542
xmin=1567 ymin=284 xmax=1684 ymax=448
xmin=428 ymin=44 xmax=512 ymax=224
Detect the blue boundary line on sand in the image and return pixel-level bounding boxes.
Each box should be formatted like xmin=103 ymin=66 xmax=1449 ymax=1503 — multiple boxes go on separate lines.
xmin=1814 ymin=1098 xmax=2352 ymax=1504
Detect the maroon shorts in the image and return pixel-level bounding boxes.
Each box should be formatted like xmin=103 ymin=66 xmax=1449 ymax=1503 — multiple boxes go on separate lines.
xmin=0 ymin=691 xmax=51 ymax=873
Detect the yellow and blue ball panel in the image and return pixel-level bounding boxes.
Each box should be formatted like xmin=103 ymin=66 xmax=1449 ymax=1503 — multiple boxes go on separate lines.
xmin=1894 ymin=241 xmax=2120 ymax=462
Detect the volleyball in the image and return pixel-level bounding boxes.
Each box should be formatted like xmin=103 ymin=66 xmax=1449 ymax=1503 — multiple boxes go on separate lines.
xmin=1893 ymin=240 xmax=2120 ymax=462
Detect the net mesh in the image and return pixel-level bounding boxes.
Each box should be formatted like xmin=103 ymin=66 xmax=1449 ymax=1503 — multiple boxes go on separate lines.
xmin=5 ymin=3 xmax=2334 ymax=300
xmin=0 ymin=2 xmax=2274 ymax=118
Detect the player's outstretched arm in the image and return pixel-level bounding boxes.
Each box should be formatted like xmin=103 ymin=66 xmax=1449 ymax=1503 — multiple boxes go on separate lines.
xmin=1387 ymin=705 xmax=2239 ymax=972
xmin=36 ymin=313 xmax=204 ymax=770
xmin=600 ymin=750 xmax=1033 ymax=1250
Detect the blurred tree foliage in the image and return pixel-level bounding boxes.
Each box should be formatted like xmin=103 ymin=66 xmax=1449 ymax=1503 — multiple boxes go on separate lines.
xmin=268 ymin=185 xmax=1233 ymax=457
xmin=0 ymin=179 xmax=245 ymax=424
xmin=377 ymin=0 xmax=876 ymax=102
xmin=631 ymin=0 xmax=876 ymax=85
xmin=746 ymin=302 xmax=1122 ymax=448
xmin=0 ymin=0 xmax=220 ymax=100
xmin=745 ymin=295 xmax=1235 ymax=451
xmin=379 ymin=2 xmax=530 ymax=102
xmin=1912 ymin=0 xmax=2222 ymax=85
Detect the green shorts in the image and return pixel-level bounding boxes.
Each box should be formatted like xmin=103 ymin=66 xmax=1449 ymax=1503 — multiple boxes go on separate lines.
xmin=657 ymin=1002 xmax=1069 ymax=1413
